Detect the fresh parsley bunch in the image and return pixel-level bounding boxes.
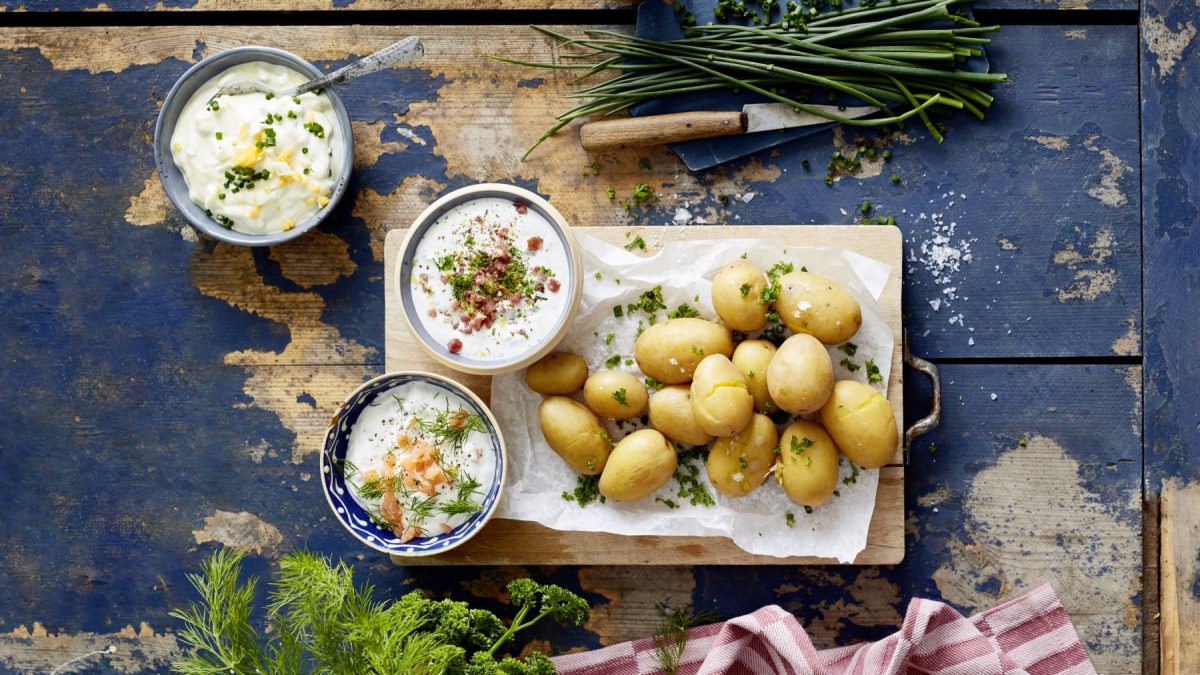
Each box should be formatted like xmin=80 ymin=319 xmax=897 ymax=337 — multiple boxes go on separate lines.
xmin=171 ymin=549 xmax=589 ymax=674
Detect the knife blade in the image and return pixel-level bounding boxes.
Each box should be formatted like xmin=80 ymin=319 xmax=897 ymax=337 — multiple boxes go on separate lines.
xmin=578 ymin=103 xmax=879 ymax=152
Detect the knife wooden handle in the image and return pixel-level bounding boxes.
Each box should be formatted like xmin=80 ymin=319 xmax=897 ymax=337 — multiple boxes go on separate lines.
xmin=579 ymin=111 xmax=747 ymax=151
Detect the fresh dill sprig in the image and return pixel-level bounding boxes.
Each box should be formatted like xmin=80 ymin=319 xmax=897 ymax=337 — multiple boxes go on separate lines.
xmin=440 ymin=474 xmax=485 ymax=517
xmin=651 ymin=606 xmax=722 ymax=675
xmin=417 ymin=403 xmax=488 ymax=452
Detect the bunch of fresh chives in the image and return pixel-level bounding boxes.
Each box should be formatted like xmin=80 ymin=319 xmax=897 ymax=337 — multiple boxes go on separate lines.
xmin=491 ymin=0 xmax=1007 ymax=158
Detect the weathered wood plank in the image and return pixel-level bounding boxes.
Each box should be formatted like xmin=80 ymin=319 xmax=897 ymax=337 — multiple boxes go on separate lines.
xmin=1142 ymin=0 xmax=1199 ymax=486
xmin=0 ymin=0 xmax=1136 ymax=13
xmin=1160 ymin=479 xmax=1200 ymax=675
xmin=1141 ymin=0 xmax=1199 ymax=663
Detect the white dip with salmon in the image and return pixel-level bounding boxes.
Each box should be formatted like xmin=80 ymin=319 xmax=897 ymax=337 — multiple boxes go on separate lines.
xmin=344 ymin=380 xmax=496 ymax=542
xmin=170 ymin=61 xmax=344 ymax=235
xmin=410 ymin=197 xmax=572 ymax=359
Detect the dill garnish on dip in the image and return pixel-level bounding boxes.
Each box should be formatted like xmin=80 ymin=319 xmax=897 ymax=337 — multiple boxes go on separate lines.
xmin=410 ymin=197 xmax=572 ymax=358
xmin=342 ymin=380 xmax=496 ymax=543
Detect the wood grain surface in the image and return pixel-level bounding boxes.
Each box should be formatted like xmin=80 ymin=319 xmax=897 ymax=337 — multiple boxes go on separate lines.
xmin=1160 ymin=479 xmax=1200 ymax=675
xmin=0 ymin=0 xmax=1136 ymax=13
xmin=384 ymin=225 xmax=905 ymax=565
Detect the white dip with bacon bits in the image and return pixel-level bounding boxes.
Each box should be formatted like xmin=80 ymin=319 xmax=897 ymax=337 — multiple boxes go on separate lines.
xmin=410 ymin=197 xmax=571 ymax=359
xmin=343 ymin=381 xmax=496 ymax=543
xmin=170 ymin=61 xmax=344 ymax=235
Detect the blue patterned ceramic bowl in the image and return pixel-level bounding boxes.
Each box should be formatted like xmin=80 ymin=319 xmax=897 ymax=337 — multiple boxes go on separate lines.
xmin=320 ymin=371 xmax=506 ymax=556
xmin=154 ymin=46 xmax=354 ymax=247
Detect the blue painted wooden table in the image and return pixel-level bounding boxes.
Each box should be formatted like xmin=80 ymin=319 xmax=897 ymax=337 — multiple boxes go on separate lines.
xmin=0 ymin=0 xmax=1195 ymax=672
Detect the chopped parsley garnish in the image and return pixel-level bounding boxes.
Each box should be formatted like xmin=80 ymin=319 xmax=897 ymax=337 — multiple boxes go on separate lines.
xmin=672 ymin=448 xmax=715 ymax=507
xmin=790 ymin=436 xmax=814 ymax=458
xmin=304 ymin=121 xmax=325 ymax=138
xmin=214 ymin=131 xmax=223 ymax=140
xmin=292 ymin=96 xmax=301 ymax=104
xmin=739 ymin=283 xmax=751 ymax=298
xmin=638 ymin=157 xmax=652 ymax=171
xmin=786 ymin=512 xmax=796 ymax=527
xmin=605 ymin=354 xmax=622 ymax=369
xmin=655 ymin=497 xmax=680 ymax=509
xmin=606 ymin=186 xmax=616 ymax=200
xmin=632 ymin=182 xmax=655 ymax=203
xmin=690 ymin=345 xmax=704 ymax=357
xmin=562 ymin=474 xmax=605 ymax=506
xmin=843 ymin=462 xmax=860 ymax=485
xmin=594 ymin=271 xmax=602 ymax=281
xmin=644 ymin=377 xmax=663 ymax=391
xmin=625 ymin=235 xmax=647 ymax=251
xmin=668 ymin=303 xmax=700 ymax=319
xmin=613 ymin=305 xmax=624 ymax=318
xmin=760 ymin=261 xmax=794 ymax=305
xmin=760 ymin=310 xmax=787 ymax=344
xmin=627 ymin=286 xmax=667 ymax=316
xmin=206 ymin=99 xmax=220 ymax=112
xmin=265 ymin=92 xmax=274 ymax=100
xmin=287 ymin=110 xmax=297 ymax=119
xmin=585 ymin=160 xmax=601 ymax=176
xmin=839 ymin=342 xmax=858 ymax=356
xmin=865 ymin=359 xmax=883 ymax=383
xmin=611 ymin=388 xmax=629 ymax=406
xmin=604 ymin=332 xmax=615 ymax=345
xmin=840 ymin=357 xmax=861 ymax=372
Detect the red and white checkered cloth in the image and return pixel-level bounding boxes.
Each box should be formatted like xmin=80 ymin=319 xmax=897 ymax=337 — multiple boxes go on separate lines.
xmin=552 ymin=583 xmax=1095 ymax=675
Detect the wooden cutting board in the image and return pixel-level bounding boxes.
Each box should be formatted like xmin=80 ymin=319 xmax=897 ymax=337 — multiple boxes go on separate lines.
xmin=384 ymin=225 xmax=904 ymax=565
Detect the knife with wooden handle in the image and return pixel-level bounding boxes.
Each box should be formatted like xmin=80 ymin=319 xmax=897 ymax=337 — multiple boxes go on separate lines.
xmin=579 ymin=103 xmax=879 ymax=151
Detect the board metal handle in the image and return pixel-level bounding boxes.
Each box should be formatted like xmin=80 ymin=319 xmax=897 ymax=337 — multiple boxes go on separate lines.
xmin=903 ymin=330 xmax=941 ymax=465
xmin=579 ymin=111 xmax=747 ymax=151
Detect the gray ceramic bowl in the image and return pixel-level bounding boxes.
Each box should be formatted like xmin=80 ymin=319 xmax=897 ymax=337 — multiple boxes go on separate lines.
xmin=396 ymin=184 xmax=584 ymax=376
xmin=153 ymin=46 xmax=354 ymax=247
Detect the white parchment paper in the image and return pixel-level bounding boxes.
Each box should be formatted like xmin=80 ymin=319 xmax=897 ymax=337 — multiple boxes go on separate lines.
xmin=493 ymin=234 xmax=893 ymax=561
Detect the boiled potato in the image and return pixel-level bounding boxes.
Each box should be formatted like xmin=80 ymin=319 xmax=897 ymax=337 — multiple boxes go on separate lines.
xmin=648 ymin=385 xmax=713 ymax=446
xmin=819 ymin=380 xmax=898 ymax=468
xmin=634 ymin=318 xmax=733 ymax=384
xmin=706 ymin=413 xmax=779 ymax=497
xmin=598 ymin=429 xmax=678 ymax=501
xmin=775 ymin=420 xmax=840 ymax=507
xmin=711 ymin=262 xmax=769 ymax=332
xmin=690 ymin=354 xmax=754 ymax=437
xmin=774 ymin=271 xmax=862 ymax=344
xmin=583 ymin=371 xmax=648 ymax=420
xmin=731 ymin=339 xmax=777 ymax=414
xmin=524 ymin=352 xmax=588 ymax=395
xmin=538 ymin=396 xmax=612 ymax=475
xmin=766 ymin=333 xmax=834 ymax=414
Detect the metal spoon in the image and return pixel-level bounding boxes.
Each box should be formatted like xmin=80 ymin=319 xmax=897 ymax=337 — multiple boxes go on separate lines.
xmin=211 ymin=36 xmax=424 ymax=100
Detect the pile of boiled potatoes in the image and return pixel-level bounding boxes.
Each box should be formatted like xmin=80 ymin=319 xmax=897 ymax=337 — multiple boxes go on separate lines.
xmin=524 ymin=260 xmax=898 ymax=509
